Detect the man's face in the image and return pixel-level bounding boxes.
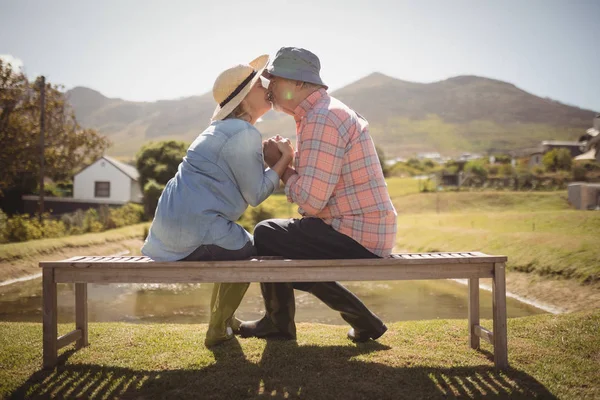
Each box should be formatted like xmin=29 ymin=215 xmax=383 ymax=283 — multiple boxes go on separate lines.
xmin=267 ymin=75 xmax=297 ymax=113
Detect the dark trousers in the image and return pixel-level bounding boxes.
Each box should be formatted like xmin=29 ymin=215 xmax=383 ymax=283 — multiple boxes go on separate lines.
xmin=253 ymin=217 xmax=386 ymax=335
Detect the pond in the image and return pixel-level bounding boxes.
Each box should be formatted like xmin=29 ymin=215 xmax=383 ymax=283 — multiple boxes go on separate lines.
xmin=0 ymin=276 xmax=546 ymax=324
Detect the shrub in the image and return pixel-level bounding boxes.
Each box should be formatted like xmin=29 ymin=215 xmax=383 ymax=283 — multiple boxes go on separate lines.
xmin=42 ymin=218 xmax=67 ymax=239
xmin=109 ymin=203 xmax=145 ymax=228
xmin=498 ymin=163 xmax=515 ymax=177
xmin=83 ymin=209 xmax=103 ymax=233
xmin=6 ymin=214 xmax=44 ymax=242
xmin=237 ymin=203 xmax=277 ymax=233
xmin=61 ymin=209 xmax=85 ymax=235
xmin=464 ymin=160 xmax=488 ymax=179
xmin=143 ymin=179 xmax=165 ymax=219
xmin=532 ymin=165 xmax=545 ymax=176
xmin=543 ymin=149 xmax=573 ymax=172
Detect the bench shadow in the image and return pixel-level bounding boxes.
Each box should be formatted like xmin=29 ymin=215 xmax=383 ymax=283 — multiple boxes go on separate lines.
xmin=10 ymin=339 xmax=556 ymax=399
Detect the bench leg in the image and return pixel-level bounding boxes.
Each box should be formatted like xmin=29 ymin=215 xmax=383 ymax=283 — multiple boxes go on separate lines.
xmin=43 ymin=268 xmax=58 ymax=369
xmin=468 ymin=277 xmax=480 ymax=349
xmin=492 ymin=262 xmax=508 ymax=368
xmin=75 ymin=283 xmax=88 ymax=349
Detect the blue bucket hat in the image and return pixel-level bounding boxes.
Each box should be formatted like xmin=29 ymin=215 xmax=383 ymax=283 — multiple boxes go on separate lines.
xmin=264 ymin=47 xmax=328 ymax=89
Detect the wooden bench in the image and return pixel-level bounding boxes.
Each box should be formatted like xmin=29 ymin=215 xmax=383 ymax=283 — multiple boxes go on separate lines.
xmin=40 ymin=251 xmax=509 ymax=369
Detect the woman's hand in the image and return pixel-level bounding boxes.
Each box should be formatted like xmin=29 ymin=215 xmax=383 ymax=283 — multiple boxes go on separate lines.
xmin=276 ymin=138 xmax=294 ymax=161
xmin=262 ymin=139 xmax=281 ymax=168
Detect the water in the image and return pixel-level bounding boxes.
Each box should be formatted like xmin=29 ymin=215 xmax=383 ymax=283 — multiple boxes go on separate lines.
xmin=0 ymin=277 xmax=546 ymax=324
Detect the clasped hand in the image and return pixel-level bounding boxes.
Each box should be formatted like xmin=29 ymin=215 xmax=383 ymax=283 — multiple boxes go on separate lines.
xmin=262 ymin=135 xmax=294 ymax=168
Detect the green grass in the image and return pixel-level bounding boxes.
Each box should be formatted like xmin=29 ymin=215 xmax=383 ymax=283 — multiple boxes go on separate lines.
xmin=1 ymin=310 xmax=599 ymax=399
xmin=0 ymin=223 xmax=149 ymax=263
xmin=389 ymin=191 xmax=599 ymax=284
xmin=392 ymin=190 xmax=571 ymax=213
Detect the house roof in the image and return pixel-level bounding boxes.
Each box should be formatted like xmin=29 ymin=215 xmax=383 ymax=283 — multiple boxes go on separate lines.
xmin=574 ymin=148 xmax=597 ymax=161
xmin=75 ymin=155 xmax=139 ymax=181
xmin=541 ymin=140 xmax=582 ymax=147
xmin=102 ymin=156 xmax=139 ymax=181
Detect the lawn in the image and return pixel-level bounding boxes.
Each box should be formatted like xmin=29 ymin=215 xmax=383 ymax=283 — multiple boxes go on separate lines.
xmin=390 ymin=191 xmax=599 ymax=284
xmin=0 ymin=223 xmax=150 ymax=264
xmin=1 ymin=310 xmax=598 ymax=399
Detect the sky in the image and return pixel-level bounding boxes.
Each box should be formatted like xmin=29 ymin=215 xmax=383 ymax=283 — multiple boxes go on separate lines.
xmin=1 ymin=0 xmax=599 ymax=111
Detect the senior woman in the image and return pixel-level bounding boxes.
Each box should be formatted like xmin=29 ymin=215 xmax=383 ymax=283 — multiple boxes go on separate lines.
xmin=141 ymin=55 xmax=293 ymax=347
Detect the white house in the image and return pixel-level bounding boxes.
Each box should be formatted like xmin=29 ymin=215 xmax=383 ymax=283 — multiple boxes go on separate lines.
xmin=73 ymin=156 xmax=143 ymax=204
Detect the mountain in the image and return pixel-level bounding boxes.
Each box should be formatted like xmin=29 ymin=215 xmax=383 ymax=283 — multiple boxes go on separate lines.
xmin=65 ymin=74 xmax=596 ymax=159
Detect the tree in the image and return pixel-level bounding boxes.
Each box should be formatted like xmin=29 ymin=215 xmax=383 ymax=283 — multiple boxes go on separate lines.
xmin=0 ymin=59 xmax=110 ymax=196
xmin=374 ymin=145 xmax=390 ymax=177
xmin=542 ymin=149 xmax=573 ymax=172
xmin=135 ymin=140 xmax=188 ymax=217
xmin=135 ymin=140 xmax=188 ymax=189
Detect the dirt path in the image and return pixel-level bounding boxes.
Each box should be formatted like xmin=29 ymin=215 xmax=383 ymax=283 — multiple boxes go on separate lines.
xmin=2 ymin=242 xmax=599 ymax=313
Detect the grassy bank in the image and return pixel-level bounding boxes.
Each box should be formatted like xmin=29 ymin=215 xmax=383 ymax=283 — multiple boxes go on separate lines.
xmin=0 ymin=223 xmax=149 ymax=264
xmin=1 ymin=310 xmax=598 ymax=399
xmin=392 ymin=191 xmax=599 ymax=284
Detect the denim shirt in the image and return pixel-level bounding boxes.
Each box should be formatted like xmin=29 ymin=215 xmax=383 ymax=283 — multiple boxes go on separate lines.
xmin=141 ymin=119 xmax=280 ymax=261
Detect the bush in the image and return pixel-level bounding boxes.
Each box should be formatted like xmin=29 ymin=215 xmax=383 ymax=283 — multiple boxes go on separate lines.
xmin=84 ymin=209 xmax=103 ymax=233
xmin=532 ymin=165 xmax=545 ymax=176
xmin=464 ymin=160 xmax=488 ymax=179
xmin=109 ymin=203 xmax=145 ymax=228
xmin=237 ymin=203 xmax=276 ymax=233
xmin=61 ymin=209 xmax=85 ymax=235
xmin=498 ymin=163 xmax=515 ymax=177
xmin=6 ymin=214 xmax=44 ymax=242
xmin=143 ymin=179 xmax=165 ymax=219
xmin=543 ymin=149 xmax=573 ymax=172
xmin=42 ymin=218 xmax=67 ymax=239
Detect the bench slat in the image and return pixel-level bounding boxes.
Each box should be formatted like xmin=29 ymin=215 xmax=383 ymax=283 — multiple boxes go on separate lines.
xmin=40 ymin=256 xmax=507 ymax=269
xmin=53 ymin=262 xmax=495 ymax=283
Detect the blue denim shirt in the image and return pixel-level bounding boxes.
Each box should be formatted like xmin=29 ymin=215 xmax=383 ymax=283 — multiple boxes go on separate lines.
xmin=141 ymin=119 xmax=280 ymax=261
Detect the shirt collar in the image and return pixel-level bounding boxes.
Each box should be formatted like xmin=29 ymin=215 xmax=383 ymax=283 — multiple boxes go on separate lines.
xmin=293 ymin=88 xmax=328 ymax=122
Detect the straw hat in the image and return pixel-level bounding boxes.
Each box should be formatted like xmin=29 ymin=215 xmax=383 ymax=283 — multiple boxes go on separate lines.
xmin=211 ymin=54 xmax=269 ymax=121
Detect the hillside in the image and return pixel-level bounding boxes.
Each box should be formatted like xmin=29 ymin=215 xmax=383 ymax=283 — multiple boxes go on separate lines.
xmin=66 ymin=74 xmax=596 ymax=159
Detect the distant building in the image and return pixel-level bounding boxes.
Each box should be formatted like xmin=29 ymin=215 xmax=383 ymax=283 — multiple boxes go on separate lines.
xmin=575 ymin=114 xmax=600 ymax=162
xmin=23 ymin=156 xmax=142 ymax=215
xmin=417 ymin=152 xmax=442 ymax=161
xmin=73 ymin=156 xmax=142 ymax=204
xmin=458 ymin=153 xmax=482 ymax=162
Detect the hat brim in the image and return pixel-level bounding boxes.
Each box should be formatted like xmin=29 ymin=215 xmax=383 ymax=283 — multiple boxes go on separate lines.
xmin=211 ymin=54 xmax=269 ymax=121
xmin=264 ymin=66 xmax=328 ymax=89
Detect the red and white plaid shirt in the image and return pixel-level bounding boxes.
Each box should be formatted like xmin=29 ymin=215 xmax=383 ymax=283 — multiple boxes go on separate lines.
xmin=285 ymin=89 xmax=397 ymax=257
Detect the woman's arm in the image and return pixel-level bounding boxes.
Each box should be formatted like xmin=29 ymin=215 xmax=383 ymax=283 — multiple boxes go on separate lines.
xmin=222 ymin=128 xmax=290 ymax=207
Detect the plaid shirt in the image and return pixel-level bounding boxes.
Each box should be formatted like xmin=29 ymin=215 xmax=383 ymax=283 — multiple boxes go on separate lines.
xmin=285 ymin=89 xmax=397 ymax=257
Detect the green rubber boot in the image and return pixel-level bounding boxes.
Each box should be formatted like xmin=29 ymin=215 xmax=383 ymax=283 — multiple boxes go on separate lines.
xmin=204 ymin=282 xmax=250 ymax=347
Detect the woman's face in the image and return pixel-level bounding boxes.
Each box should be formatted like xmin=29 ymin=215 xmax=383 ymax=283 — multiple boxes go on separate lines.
xmin=242 ymin=78 xmax=271 ymax=120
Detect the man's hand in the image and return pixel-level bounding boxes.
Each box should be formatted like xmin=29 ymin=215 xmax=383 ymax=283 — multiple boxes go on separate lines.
xmin=262 ymin=138 xmax=282 ymax=168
